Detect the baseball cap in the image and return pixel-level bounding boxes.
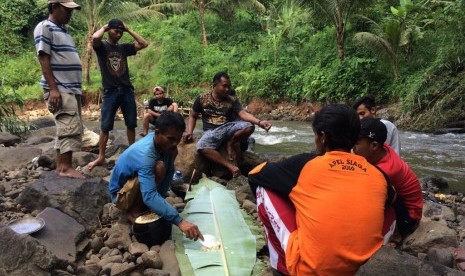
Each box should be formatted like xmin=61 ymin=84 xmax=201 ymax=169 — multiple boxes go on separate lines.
xmin=153 ymin=86 xmax=164 ymax=93
xmin=359 ymin=117 xmax=387 ymax=144
xmin=48 ymin=0 xmax=81 ymax=10
xmin=108 ymin=19 xmax=125 ymax=31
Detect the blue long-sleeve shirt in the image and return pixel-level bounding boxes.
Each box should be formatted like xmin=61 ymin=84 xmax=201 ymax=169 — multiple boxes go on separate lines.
xmin=109 ymin=132 xmax=182 ymax=225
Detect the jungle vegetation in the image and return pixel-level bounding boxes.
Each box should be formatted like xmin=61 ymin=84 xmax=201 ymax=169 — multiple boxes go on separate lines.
xmin=0 ymin=0 xmax=464 ymax=132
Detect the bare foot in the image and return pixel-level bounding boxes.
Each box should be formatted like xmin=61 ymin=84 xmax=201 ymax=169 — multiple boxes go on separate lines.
xmin=226 ymin=140 xmax=237 ymax=161
xmin=87 ymin=158 xmax=105 ymax=171
xmin=58 ymin=168 xmax=85 ymax=179
xmin=139 ymin=132 xmax=147 ymax=137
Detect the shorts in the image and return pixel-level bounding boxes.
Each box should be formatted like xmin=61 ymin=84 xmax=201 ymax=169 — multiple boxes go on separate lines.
xmin=196 ymin=121 xmax=253 ymax=150
xmin=101 ymin=86 xmax=137 ymax=131
xmin=44 ymin=91 xmax=83 ymax=153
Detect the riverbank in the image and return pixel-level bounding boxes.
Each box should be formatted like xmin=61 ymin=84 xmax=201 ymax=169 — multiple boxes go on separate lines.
xmin=0 ymin=124 xmax=465 ymax=274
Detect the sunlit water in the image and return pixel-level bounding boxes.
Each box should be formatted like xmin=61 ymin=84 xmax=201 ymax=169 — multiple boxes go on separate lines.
xmin=91 ymin=119 xmax=465 ymax=193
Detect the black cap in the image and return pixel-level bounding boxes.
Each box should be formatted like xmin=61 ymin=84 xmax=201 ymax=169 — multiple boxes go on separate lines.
xmin=359 ymin=117 xmax=387 ymax=144
xmin=108 ymin=19 xmax=124 ymax=31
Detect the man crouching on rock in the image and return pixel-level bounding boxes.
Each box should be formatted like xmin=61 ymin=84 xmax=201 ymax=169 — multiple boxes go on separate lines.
xmin=109 ymin=112 xmax=203 ymax=242
xmin=182 ymin=71 xmax=272 ymax=178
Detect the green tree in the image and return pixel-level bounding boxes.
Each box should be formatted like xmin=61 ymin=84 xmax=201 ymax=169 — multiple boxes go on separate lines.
xmin=0 ymin=0 xmax=41 ymax=56
xmin=189 ymin=0 xmax=265 ymax=47
xmin=353 ymin=0 xmax=427 ymax=79
xmin=306 ymin=0 xmax=372 ymax=60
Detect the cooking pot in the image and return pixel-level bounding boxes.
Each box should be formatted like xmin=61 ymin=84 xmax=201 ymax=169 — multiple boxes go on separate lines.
xmin=132 ymin=212 xmax=172 ymax=246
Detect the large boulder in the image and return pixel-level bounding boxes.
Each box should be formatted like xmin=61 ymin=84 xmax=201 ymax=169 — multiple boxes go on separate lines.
xmin=0 ymin=227 xmax=59 ymax=276
xmin=35 ymin=207 xmax=87 ymax=263
xmin=17 ymin=171 xmax=110 ymax=231
xmin=403 ymin=220 xmax=458 ymax=254
xmin=175 ymin=138 xmax=265 ymax=183
xmin=356 ymin=246 xmax=464 ymax=275
xmin=0 ymin=146 xmax=42 ymax=171
xmin=0 ymin=132 xmax=21 ymax=147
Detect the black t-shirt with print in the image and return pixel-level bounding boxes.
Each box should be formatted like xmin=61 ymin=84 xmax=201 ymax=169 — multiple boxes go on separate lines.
xmin=94 ymin=41 xmax=136 ymax=89
xmin=192 ymin=92 xmax=243 ymax=131
xmin=148 ymin=98 xmax=174 ymax=113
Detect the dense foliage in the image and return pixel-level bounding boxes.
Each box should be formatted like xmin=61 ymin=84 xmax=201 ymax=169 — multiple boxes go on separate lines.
xmin=0 ymin=0 xmax=464 ymax=131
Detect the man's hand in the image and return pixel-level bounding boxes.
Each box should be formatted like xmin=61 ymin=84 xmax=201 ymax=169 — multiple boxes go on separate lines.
xmin=182 ymin=131 xmax=193 ymax=143
xmin=123 ymin=23 xmax=129 ymax=32
xmin=178 ymin=220 xmax=204 ymax=241
xmin=258 ymin=120 xmax=272 ymax=131
xmin=48 ymin=89 xmax=62 ymax=110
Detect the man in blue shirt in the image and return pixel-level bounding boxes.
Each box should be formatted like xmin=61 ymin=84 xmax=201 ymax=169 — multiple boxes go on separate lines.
xmin=109 ymin=112 xmax=203 ymax=241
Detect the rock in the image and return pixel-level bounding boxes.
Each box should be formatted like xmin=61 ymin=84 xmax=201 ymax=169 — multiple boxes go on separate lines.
xmin=81 ymin=165 xmax=111 ymax=178
xmin=356 ymin=246 xmax=462 ymax=275
xmin=91 ymin=236 xmax=105 ymax=253
xmin=403 ymin=220 xmax=458 ymax=253
xmin=29 ymin=118 xmax=55 ymax=130
xmin=76 ymin=264 xmax=101 ymax=276
xmin=0 ymin=132 xmax=21 ymax=147
xmin=82 ymin=127 xmax=100 ymax=148
xmin=242 ymin=199 xmax=257 ymax=214
xmin=159 ymin=240 xmax=181 ymax=276
xmin=98 ymin=255 xmax=123 ymax=267
xmin=421 ymin=176 xmax=449 ymax=193
xmin=37 ymin=148 xmax=56 ymax=169
xmin=34 ymin=207 xmax=86 ymax=263
xmin=72 ymin=151 xmax=99 ymax=167
xmin=129 ymin=242 xmax=149 ymax=256
xmin=104 ymin=223 xmax=132 ymax=249
xmin=143 ymin=268 xmax=170 ymax=276
xmin=0 ymin=227 xmax=58 ymax=275
xmin=110 ymin=262 xmax=136 ymax=276
xmin=426 ymin=247 xmax=455 ymax=268
xmin=0 ymin=146 xmax=42 ymax=171
xmin=17 ymin=171 xmax=110 ymax=231
xmin=25 ymin=136 xmax=55 ymax=146
xmin=141 ymin=251 xmax=163 ymax=269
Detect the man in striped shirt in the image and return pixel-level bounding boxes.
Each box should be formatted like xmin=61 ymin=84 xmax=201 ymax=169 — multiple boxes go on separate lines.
xmin=34 ymin=0 xmax=84 ymax=179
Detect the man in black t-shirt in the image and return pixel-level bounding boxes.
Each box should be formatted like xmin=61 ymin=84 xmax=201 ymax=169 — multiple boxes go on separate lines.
xmin=87 ymin=19 xmax=149 ymax=171
xmin=140 ymin=86 xmax=178 ymax=137
xmin=182 ymin=71 xmax=272 ymax=177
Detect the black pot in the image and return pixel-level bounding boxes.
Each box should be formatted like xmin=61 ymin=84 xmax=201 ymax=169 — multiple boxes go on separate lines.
xmin=132 ymin=215 xmax=172 ymax=247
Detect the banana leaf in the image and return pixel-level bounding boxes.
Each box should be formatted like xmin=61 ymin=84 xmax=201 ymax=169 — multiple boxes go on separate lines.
xmin=173 ymin=177 xmax=257 ymax=276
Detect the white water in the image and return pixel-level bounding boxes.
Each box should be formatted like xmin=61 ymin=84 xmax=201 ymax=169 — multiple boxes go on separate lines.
xmin=251 ymin=121 xmax=465 ymax=193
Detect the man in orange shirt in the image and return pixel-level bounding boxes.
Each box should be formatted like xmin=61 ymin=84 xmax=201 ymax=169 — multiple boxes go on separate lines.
xmin=249 ymin=104 xmax=392 ymax=275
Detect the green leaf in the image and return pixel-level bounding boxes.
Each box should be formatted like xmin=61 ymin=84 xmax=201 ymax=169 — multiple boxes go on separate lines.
xmin=173 ymin=177 xmax=257 ymax=276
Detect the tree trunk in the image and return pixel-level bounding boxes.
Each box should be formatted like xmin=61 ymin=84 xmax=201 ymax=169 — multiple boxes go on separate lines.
xmin=84 ymin=34 xmax=93 ymax=84
xmin=199 ymin=4 xmax=208 ymax=47
xmin=335 ymin=4 xmax=345 ymax=61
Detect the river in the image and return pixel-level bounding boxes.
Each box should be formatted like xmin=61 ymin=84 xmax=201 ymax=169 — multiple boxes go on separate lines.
xmin=98 ymin=119 xmax=465 ymax=193
xmin=251 ymin=120 xmax=465 ymax=194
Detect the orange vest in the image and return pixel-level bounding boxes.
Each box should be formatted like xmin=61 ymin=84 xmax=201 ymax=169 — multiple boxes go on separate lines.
xmin=286 ymin=151 xmax=386 ymax=275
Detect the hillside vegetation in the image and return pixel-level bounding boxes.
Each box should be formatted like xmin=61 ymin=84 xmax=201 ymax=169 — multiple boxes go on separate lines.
xmin=1 ymin=0 xmax=464 ymax=132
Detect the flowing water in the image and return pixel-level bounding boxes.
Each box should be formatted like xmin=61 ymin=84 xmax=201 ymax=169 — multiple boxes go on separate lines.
xmin=94 ymin=119 xmax=465 ymax=193
xmin=251 ymin=121 xmax=465 ymax=193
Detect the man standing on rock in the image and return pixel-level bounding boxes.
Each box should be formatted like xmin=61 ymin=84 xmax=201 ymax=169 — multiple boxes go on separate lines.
xmin=109 ymin=112 xmax=203 ymax=242
xmin=182 ymin=71 xmax=272 ymax=178
xmin=87 ymin=19 xmax=149 ymax=171
xmin=34 ymin=0 xmax=84 ymax=179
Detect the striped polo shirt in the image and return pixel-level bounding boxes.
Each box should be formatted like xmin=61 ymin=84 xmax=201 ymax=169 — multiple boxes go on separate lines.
xmin=34 ymin=19 xmax=82 ymax=95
